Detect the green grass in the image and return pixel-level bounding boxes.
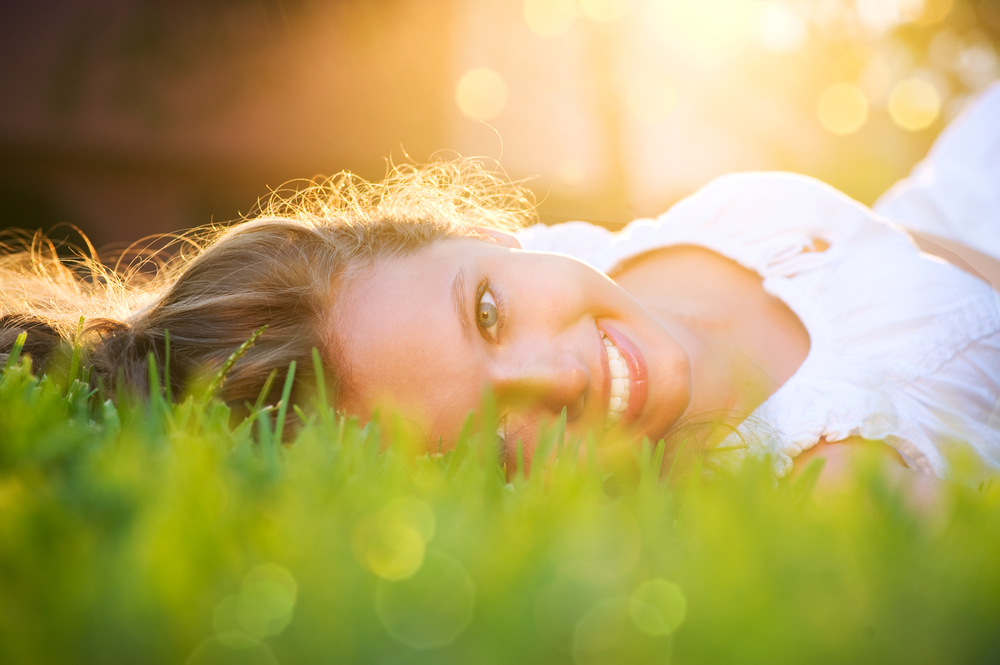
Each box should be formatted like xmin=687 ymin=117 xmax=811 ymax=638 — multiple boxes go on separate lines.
xmin=1 ymin=347 xmax=999 ymax=665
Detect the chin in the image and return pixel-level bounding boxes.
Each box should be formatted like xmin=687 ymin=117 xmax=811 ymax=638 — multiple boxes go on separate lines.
xmin=644 ymin=378 xmax=693 ymax=445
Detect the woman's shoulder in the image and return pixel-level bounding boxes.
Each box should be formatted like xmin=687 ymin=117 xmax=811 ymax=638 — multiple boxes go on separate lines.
xmin=516 ymin=220 xmax=617 ymax=271
xmin=633 ymin=171 xmax=899 ymax=256
xmin=518 ymin=172 xmax=915 ymax=277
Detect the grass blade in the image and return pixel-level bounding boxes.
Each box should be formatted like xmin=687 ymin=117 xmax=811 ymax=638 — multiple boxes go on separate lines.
xmin=253 ymin=368 xmax=279 ymax=413
xmin=792 ymin=457 xmax=827 ymax=502
xmin=203 ymin=325 xmax=267 ymax=402
xmin=273 ymin=361 xmax=296 ymax=443
xmin=3 ymin=332 xmax=27 ymax=374
xmin=147 ymin=351 xmax=161 ymax=402
xmin=312 ymin=347 xmax=335 ymax=430
xmin=163 ymin=329 xmax=172 ymax=403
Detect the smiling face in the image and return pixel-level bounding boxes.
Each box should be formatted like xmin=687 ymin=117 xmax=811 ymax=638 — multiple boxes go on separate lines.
xmin=330 ymin=234 xmax=692 ymax=468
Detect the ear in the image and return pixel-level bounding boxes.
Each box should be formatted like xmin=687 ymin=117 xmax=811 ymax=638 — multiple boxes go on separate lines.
xmin=474 ymin=226 xmax=522 ymax=249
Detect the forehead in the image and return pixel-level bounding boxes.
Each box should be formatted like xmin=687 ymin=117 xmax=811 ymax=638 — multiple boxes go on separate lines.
xmin=330 ymin=237 xmax=489 ymax=431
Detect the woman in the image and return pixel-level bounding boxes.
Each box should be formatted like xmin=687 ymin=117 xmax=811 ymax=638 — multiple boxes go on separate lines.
xmin=2 ymin=85 xmax=998 ymax=488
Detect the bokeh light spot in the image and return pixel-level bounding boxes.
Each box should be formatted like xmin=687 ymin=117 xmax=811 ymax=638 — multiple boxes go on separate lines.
xmin=186 ymin=634 xmax=277 ymax=665
xmin=855 ymin=0 xmax=922 ymax=34
xmin=900 ymin=0 xmax=929 ymax=23
xmin=572 ymin=597 xmax=631 ymax=663
xmin=816 ymin=83 xmax=869 ymax=135
xmin=557 ymin=159 xmax=586 ymax=186
xmin=757 ymin=3 xmax=807 ymax=53
xmin=629 ymin=579 xmax=687 ymax=636
xmin=859 ymin=53 xmax=893 ymax=101
xmin=929 ymin=29 xmax=962 ymax=69
xmin=914 ymin=0 xmax=954 ymax=26
xmin=643 ymin=1 xmax=761 ymax=65
xmin=211 ymin=564 xmax=298 ymax=639
xmin=834 ymin=46 xmax=873 ymax=83
xmin=375 ymin=550 xmax=476 ymax=650
xmin=957 ymin=42 xmax=1000 ymax=88
xmin=351 ymin=497 xmax=436 ymax=580
xmin=888 ymin=77 xmax=941 ymax=131
xmin=455 ymin=68 xmax=508 ymax=121
xmin=524 ymin=0 xmax=578 ymax=38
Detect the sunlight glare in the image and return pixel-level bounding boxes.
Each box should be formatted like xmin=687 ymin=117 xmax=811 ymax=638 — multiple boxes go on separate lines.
xmin=816 ymin=83 xmax=869 ymax=135
xmin=641 ymin=1 xmax=763 ymax=65
xmin=888 ymin=77 xmax=941 ymax=130
xmin=855 ymin=0 xmax=925 ymax=34
xmin=757 ymin=3 xmax=807 ymax=53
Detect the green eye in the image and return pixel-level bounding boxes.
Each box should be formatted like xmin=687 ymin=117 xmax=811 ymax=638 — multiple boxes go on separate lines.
xmin=477 ymin=288 xmax=499 ymax=337
xmin=478 ymin=300 xmax=498 ymax=328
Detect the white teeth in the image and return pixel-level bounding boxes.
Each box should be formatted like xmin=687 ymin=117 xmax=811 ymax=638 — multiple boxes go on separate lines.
xmin=601 ymin=332 xmax=630 ymax=429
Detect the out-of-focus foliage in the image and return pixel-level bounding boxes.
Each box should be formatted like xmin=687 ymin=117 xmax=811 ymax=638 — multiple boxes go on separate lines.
xmin=7 ymin=0 xmax=1000 ymax=247
xmin=455 ymin=0 xmax=1000 ymax=217
xmin=1 ymin=350 xmax=999 ymax=665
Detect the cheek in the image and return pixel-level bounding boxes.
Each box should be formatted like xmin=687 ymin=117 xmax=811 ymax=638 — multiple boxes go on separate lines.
xmin=337 ymin=339 xmax=488 ymax=445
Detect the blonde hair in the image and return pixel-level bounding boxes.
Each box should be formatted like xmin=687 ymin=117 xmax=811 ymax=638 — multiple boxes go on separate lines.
xmin=0 ymin=159 xmax=536 ymax=418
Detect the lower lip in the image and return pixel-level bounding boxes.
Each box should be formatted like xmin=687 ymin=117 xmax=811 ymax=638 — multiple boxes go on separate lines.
xmin=599 ymin=323 xmax=648 ymax=428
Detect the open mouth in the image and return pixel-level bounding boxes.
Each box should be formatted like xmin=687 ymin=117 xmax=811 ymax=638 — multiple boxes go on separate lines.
xmin=601 ymin=332 xmax=630 ymax=429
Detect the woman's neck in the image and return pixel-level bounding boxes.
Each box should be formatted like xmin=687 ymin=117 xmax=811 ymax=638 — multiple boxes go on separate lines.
xmin=658 ymin=309 xmax=782 ymax=420
xmin=612 ymin=245 xmax=810 ymax=423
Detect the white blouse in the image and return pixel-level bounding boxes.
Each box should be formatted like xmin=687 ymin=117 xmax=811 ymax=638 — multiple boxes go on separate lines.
xmin=516 ymin=172 xmax=1000 ymax=481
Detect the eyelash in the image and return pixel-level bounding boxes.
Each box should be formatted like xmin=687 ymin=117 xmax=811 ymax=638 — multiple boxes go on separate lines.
xmin=475 ymin=277 xmax=507 ymax=343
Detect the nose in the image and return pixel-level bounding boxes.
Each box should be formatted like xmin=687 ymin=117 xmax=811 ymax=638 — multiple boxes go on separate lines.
xmin=491 ymin=345 xmax=590 ymax=419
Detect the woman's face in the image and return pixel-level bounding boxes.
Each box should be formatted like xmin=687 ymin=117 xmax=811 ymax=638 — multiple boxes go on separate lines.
xmin=330 ymin=232 xmax=692 ymax=467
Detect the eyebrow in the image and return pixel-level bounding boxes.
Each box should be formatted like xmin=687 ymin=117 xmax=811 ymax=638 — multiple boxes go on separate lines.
xmin=453 ymin=266 xmax=474 ymax=346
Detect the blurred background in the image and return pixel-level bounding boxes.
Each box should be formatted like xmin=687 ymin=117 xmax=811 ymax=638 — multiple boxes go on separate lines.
xmin=1 ymin=0 xmax=998 ymax=251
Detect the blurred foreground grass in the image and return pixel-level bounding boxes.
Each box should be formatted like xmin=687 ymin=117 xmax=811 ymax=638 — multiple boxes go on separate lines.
xmin=1 ymin=349 xmax=999 ymax=665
